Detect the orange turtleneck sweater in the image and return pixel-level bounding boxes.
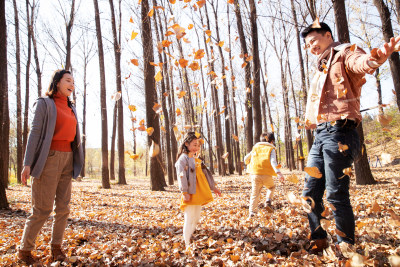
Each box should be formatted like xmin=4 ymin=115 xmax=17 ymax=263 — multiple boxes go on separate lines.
xmin=50 ymin=93 xmax=77 ymax=152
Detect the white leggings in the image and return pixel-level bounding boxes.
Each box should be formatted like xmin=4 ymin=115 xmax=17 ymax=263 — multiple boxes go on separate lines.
xmin=183 ymin=205 xmax=202 ymax=247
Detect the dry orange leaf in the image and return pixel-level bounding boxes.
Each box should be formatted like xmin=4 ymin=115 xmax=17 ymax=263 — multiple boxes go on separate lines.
xmin=162 ymin=40 xmax=172 ymax=47
xmin=189 ymin=61 xmax=200 ymax=71
xmin=146 ymin=127 xmax=154 ymax=136
xmin=304 ymin=166 xmax=323 ymax=178
xmin=131 ymin=31 xmax=138 ymax=40
xmin=241 ymin=62 xmax=247 ymax=68
xmin=149 ymin=141 xmax=160 ymax=158
xmin=177 ymin=91 xmax=186 ymax=98
xmin=179 ymin=58 xmax=189 ymax=68
xmin=377 ymin=114 xmax=393 ymax=127
xmin=169 ymin=0 xmax=176 ymax=3
xmin=205 ymin=30 xmax=212 ymax=36
xmin=227 ymin=0 xmax=234 ymax=3
xmin=196 ymin=0 xmax=205 ymax=7
xmin=245 ymin=55 xmax=253 ymax=61
xmin=335 ymin=228 xmax=347 ymax=238
xmin=371 ymin=201 xmax=382 ymax=213
xmin=129 ymin=17 xmax=134 ymax=23
xmin=130 ymin=154 xmax=140 ymax=160
xmin=130 ymin=59 xmax=139 ymax=66
xmin=148 ymin=8 xmax=154 ymax=17
xmin=176 ymin=108 xmax=182 ymax=116
xmin=337 ymin=88 xmax=347 ymax=98
xmin=194 ymin=49 xmax=205 ymax=59
xmin=222 ymin=152 xmax=229 ymax=159
xmin=152 ymin=103 xmax=162 ymax=113
xmin=338 ymin=142 xmax=349 ymax=152
xmin=350 ymin=43 xmax=357 ymax=52
xmin=218 ymin=41 xmax=224 ymax=47
xmin=311 ymin=17 xmax=321 ymax=28
xmin=128 ymin=105 xmax=137 ymax=112
xmin=232 ymin=134 xmax=239 ymax=141
xmin=154 ymin=71 xmax=163 ymax=82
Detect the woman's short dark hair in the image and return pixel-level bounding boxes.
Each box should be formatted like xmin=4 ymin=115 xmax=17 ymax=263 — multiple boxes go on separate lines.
xmin=260 ymin=132 xmax=275 ymax=143
xmin=45 ymin=69 xmax=72 ymax=98
xmin=301 ymin=21 xmax=333 ymax=40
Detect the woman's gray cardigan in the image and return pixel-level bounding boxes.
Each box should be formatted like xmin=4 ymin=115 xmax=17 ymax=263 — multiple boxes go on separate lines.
xmin=175 ymin=153 xmax=216 ymax=194
xmin=23 ymin=97 xmax=84 ymax=179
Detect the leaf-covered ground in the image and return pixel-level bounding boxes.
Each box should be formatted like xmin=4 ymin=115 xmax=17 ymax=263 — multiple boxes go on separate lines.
xmin=1 ymin=168 xmax=400 ymax=266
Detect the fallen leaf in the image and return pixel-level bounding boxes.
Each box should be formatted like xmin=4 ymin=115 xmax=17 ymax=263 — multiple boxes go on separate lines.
xmin=338 ymin=142 xmax=349 ymax=152
xmin=311 ymin=17 xmax=321 ymax=28
xmin=304 ymin=166 xmax=323 ymax=178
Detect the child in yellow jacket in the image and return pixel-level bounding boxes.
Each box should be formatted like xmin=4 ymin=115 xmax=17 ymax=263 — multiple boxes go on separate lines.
xmin=244 ymin=132 xmax=284 ymax=218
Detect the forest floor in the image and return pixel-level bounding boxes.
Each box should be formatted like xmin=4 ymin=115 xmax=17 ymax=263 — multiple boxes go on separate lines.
xmin=1 ymin=166 xmax=400 ymax=266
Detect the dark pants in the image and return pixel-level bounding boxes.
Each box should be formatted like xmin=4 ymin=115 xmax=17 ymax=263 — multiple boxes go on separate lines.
xmin=303 ymin=121 xmax=360 ymax=244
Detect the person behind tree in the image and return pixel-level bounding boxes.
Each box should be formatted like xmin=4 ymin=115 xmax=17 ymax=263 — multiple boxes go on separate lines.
xmin=300 ymin=20 xmax=400 ymax=254
xmin=175 ymin=132 xmax=221 ymax=248
xmin=244 ymin=132 xmax=284 ymax=218
xmin=18 ymin=70 xmax=84 ymax=264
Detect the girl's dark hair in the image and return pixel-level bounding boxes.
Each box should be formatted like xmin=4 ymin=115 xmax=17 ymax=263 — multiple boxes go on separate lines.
xmin=260 ymin=132 xmax=275 ymax=143
xmin=45 ymin=69 xmax=73 ymax=106
xmin=176 ymin=131 xmax=199 ymax=160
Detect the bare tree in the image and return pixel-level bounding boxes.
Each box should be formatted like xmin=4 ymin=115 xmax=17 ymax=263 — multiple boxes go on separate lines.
xmin=141 ymin=0 xmax=165 ymax=191
xmin=29 ymin=0 xmax=42 ymax=97
xmin=93 ymin=0 xmax=110 ymax=188
xmin=234 ymin=0 xmax=253 ymax=153
xmin=13 ymin=0 xmax=23 ymax=184
xmin=373 ymin=0 xmax=400 ymax=111
xmin=332 ymin=0 xmax=376 ymax=185
xmin=0 ymin=0 xmax=9 ymax=208
xmin=109 ymin=0 xmax=126 ymax=184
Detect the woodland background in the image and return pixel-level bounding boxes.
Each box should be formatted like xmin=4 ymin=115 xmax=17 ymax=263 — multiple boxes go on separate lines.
xmin=0 ymin=0 xmax=400 ymax=265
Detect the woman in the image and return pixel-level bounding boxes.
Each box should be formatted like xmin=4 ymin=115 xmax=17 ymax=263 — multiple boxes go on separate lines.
xmin=18 ymin=70 xmax=83 ymax=264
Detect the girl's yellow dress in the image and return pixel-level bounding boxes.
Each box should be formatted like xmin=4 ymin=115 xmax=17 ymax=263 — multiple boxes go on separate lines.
xmin=180 ymin=158 xmax=213 ymax=210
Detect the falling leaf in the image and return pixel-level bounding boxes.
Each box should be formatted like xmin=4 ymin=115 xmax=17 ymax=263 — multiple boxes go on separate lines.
xmin=176 ymin=108 xmax=182 ymax=116
xmin=350 ymin=44 xmax=357 ymax=52
xmin=377 ymin=114 xmax=393 ymax=127
xmin=179 ymin=58 xmax=189 ymax=68
xmin=130 ymin=154 xmax=140 ymax=160
xmin=337 ymin=88 xmax=347 ymax=98
xmin=206 ymin=37 xmax=211 ymax=43
xmin=311 ymin=17 xmax=321 ymax=28
xmin=218 ymin=41 xmax=224 ymax=47
xmin=131 ymin=31 xmax=138 ymax=40
xmin=381 ymin=153 xmax=393 ymax=165
xmin=205 ymin=30 xmax=212 ymax=36
xmin=224 ymin=47 xmax=231 ymax=52
xmin=162 ymin=40 xmax=173 ymax=47
xmin=177 ymin=91 xmax=186 ymax=98
xmin=304 ymin=166 xmax=323 ymax=178
xmin=163 ymin=92 xmax=169 ymax=97
xmin=154 ymin=71 xmax=163 ymax=82
xmin=227 ymin=0 xmax=234 ymax=3
xmin=241 ymin=62 xmax=247 ymax=68
xmin=232 ymin=134 xmax=239 ymax=141
xmin=149 ymin=141 xmax=160 ymax=158
xmin=152 ymin=103 xmax=162 ymax=113
xmin=194 ymin=131 xmax=201 ymax=138
xmin=148 ymin=8 xmax=154 ymax=17
xmin=245 ymin=55 xmax=253 ymax=61
xmin=301 ymin=196 xmax=315 ymax=213
xmin=341 ymin=167 xmax=353 ymax=179
xmin=189 ymin=61 xmax=200 ymax=71
xmin=131 ymin=59 xmax=139 ymax=66
xmin=169 ymin=0 xmax=176 ymax=3
xmin=287 ymin=174 xmax=299 ymax=184
xmin=392 ymin=89 xmax=396 ymax=95
xmin=111 ymin=91 xmax=122 ymax=101
xmin=222 ymin=152 xmax=229 ymax=159
xmin=196 ymin=0 xmax=206 ymax=7
xmin=128 ymin=105 xmax=137 ymax=112
xmin=338 ymin=142 xmax=349 ymax=152
xmin=335 ymin=228 xmax=347 ymax=238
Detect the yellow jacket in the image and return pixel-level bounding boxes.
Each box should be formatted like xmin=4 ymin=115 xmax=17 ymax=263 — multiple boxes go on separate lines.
xmin=244 ymin=142 xmax=277 ymax=176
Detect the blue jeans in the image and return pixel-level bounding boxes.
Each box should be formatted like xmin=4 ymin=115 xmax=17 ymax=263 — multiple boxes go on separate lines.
xmin=303 ymin=121 xmax=360 ymax=244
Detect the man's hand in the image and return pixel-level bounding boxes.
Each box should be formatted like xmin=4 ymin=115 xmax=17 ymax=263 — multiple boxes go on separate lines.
xmin=370 ymin=36 xmax=400 ymax=65
xmin=21 ymin=166 xmax=30 ymax=186
xmin=213 ymin=188 xmax=222 ymax=197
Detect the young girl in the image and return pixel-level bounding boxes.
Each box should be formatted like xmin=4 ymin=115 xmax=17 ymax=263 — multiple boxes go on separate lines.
xmin=175 ymin=132 xmax=221 ymax=248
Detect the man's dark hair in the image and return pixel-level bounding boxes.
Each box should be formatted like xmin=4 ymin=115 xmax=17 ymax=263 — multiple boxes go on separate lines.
xmin=301 ymin=22 xmax=333 ymax=40
xmin=260 ymin=132 xmax=275 ymax=143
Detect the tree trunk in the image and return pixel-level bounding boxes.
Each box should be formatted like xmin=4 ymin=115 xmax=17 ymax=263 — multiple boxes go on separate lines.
xmin=234 ymin=0 xmax=253 ymax=153
xmin=375 ymin=68 xmax=384 ymax=114
xmin=373 ymin=0 xmax=400 ymax=112
xmin=290 ymin=0 xmax=313 ymax=150
xmin=211 ymin=3 xmax=234 ymax=174
xmin=0 ymin=0 xmax=9 ymax=209
xmin=227 ymin=3 xmax=241 ymax=175
xmin=395 ymin=0 xmax=400 ymax=24
xmin=13 ymin=0 xmax=22 ymax=184
xmin=65 ymin=0 xmax=75 ymax=71
xmin=23 ymin=0 xmax=32 ymax=160
xmin=110 ymin=103 xmax=117 ymax=181
xmin=141 ymin=0 xmax=165 ymax=191
xmin=81 ymin=55 xmax=87 ymax=177
xmin=333 ymin=0 xmax=376 ymax=184
xmin=93 ymin=0 xmax=110 ymax=189
xmin=30 ymin=1 xmax=41 ymax=97
xmin=202 ymin=7 xmax=225 ymax=176
xmin=153 ymin=0 xmax=173 ymax=185
xmin=109 ymin=0 xmax=126 ymax=184
xmin=249 ymin=0 xmax=262 ymax=144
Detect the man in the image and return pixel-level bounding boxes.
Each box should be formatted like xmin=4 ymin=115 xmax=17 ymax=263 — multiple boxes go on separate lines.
xmin=300 ymin=21 xmax=399 ymax=253
xmin=244 ymin=132 xmax=284 ymax=218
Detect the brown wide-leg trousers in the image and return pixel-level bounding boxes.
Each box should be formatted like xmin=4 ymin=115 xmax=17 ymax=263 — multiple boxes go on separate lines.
xmin=20 ymin=150 xmax=73 ymax=251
